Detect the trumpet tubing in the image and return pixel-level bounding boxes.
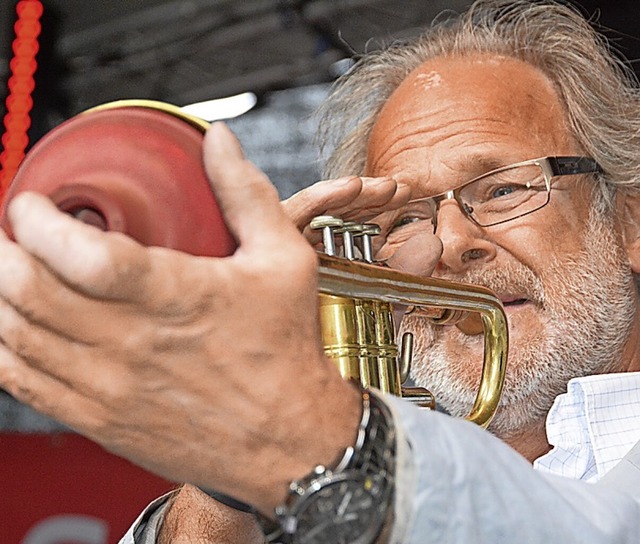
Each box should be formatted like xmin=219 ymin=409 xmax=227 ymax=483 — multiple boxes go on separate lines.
xmin=317 ymin=253 xmax=508 ymax=428
xmin=319 ymin=295 xmax=400 ymax=393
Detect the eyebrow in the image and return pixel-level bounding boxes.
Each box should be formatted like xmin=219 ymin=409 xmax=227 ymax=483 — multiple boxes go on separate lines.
xmin=454 ymin=154 xmax=508 ymax=178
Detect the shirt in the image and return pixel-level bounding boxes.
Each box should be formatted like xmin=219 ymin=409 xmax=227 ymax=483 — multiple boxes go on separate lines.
xmin=121 ymin=372 xmax=640 ymax=543
xmin=534 ymin=372 xmax=640 ymax=482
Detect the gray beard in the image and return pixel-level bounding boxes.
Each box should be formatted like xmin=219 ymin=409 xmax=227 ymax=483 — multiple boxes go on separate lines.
xmin=402 ymin=206 xmax=637 ymax=439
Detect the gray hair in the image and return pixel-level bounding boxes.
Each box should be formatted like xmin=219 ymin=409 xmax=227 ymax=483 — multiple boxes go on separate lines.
xmin=317 ymin=0 xmax=640 ymax=206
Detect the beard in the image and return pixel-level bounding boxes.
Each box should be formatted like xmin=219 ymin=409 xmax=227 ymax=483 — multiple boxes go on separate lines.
xmin=403 ymin=205 xmax=637 ymax=439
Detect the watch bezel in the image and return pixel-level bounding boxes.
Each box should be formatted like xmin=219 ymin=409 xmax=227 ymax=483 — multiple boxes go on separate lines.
xmin=278 ymin=468 xmax=389 ymax=544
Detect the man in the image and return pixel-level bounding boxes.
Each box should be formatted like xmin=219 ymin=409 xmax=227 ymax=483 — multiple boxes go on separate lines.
xmin=1 ymin=0 xmax=640 ymax=542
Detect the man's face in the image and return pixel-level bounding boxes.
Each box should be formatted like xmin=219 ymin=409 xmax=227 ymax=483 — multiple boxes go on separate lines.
xmin=365 ymin=55 xmax=638 ymax=437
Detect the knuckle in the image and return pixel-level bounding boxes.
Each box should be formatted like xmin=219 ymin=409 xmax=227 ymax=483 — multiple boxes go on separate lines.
xmin=0 ymin=308 xmax=36 ymax=359
xmin=75 ymin=234 xmax=150 ymax=294
xmin=11 ymin=326 xmax=36 ymax=360
xmin=0 ymin=362 xmax=22 ymax=397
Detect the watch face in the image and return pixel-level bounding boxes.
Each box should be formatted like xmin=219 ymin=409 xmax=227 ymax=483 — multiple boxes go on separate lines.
xmin=287 ymin=473 xmax=387 ymax=544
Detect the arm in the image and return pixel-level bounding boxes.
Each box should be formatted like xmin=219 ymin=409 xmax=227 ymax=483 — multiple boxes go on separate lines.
xmin=385 ymin=395 xmax=640 ymax=543
xmin=5 ymin=121 xmax=636 ymax=544
xmin=118 ymin=486 xmax=264 ymax=544
xmin=158 ymin=485 xmax=264 ymax=544
xmin=127 ymin=396 xmax=640 ymax=544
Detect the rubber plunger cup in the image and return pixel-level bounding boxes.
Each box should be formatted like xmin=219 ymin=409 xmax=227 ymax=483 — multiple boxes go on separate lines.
xmin=0 ymin=100 xmax=237 ymax=258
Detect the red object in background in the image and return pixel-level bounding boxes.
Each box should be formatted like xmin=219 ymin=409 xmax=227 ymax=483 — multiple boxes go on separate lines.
xmin=0 ymin=0 xmax=43 ymax=203
xmin=0 ymin=433 xmax=174 ymax=544
xmin=0 ymin=102 xmax=237 ymax=541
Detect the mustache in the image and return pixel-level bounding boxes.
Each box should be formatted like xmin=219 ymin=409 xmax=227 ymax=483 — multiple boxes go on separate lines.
xmin=436 ymin=263 xmax=546 ymax=306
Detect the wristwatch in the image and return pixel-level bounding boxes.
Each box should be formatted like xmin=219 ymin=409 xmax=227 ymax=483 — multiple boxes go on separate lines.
xmin=264 ymin=388 xmax=397 ymax=544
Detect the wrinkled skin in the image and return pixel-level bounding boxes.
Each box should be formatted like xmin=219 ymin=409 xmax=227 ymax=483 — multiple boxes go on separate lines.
xmin=157 ymin=54 xmax=640 ymax=542
xmin=0 ymin=124 xmax=366 ymax=519
xmin=1 ymin=54 xmax=640 ymax=544
xmin=363 ymin=54 xmax=640 ymax=460
xmin=0 ymin=124 xmax=428 ymax=543
xmin=157 ymin=485 xmax=265 ymax=544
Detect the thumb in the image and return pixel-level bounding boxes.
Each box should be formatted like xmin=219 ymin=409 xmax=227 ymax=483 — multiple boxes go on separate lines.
xmin=203 ymin=123 xmax=299 ymax=251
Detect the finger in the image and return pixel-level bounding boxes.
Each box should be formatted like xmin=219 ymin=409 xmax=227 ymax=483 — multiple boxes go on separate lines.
xmin=5 ymin=192 xmax=225 ymax=315
xmin=281 ymin=176 xmax=365 ymax=229
xmin=328 ymin=178 xmax=411 ymax=220
xmin=0 ymin=294 xmax=121 ymax=391
xmin=291 ymin=178 xmax=410 ymax=246
xmin=285 ymin=176 xmax=409 ymax=229
xmin=7 ymin=192 xmax=153 ymax=301
xmin=0 ymin=341 xmax=106 ymax=434
xmin=0 ymin=241 xmax=92 ymax=341
xmin=203 ymin=123 xmax=301 ymax=252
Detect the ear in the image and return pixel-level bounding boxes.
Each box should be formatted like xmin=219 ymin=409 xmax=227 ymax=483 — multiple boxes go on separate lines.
xmin=618 ymin=191 xmax=640 ymax=274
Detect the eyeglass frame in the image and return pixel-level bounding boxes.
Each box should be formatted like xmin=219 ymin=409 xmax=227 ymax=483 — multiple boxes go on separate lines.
xmin=407 ymin=156 xmax=602 ymax=230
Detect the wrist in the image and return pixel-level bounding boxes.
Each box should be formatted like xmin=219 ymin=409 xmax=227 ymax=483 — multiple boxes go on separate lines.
xmin=256 ymin=366 xmax=364 ymax=516
xmin=262 ymin=386 xmax=396 ymax=544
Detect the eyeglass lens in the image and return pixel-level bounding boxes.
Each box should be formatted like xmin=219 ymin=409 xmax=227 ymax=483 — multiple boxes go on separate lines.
xmin=459 ymin=163 xmax=550 ymax=226
xmin=386 ymin=162 xmax=551 ymax=245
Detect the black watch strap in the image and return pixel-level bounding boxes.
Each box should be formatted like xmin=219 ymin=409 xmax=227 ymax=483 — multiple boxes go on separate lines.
xmin=198 ymin=487 xmax=255 ymax=514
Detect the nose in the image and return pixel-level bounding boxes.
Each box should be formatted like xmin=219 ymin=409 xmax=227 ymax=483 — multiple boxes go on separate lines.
xmin=435 ymin=200 xmax=496 ymax=274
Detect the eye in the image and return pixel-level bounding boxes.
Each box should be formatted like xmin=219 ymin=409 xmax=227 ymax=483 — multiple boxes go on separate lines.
xmin=491 ymin=185 xmax=517 ymax=199
xmin=388 ymin=200 xmax=437 ymax=232
xmin=392 ymin=216 xmax=422 ymax=230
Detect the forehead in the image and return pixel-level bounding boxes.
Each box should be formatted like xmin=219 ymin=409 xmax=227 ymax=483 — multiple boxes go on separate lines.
xmin=365 ymin=55 xmax=577 ymax=194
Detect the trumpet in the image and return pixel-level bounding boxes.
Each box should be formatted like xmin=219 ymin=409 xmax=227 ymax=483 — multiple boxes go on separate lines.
xmin=0 ymin=100 xmax=508 ymax=429
xmin=311 ymin=214 xmax=507 ymax=427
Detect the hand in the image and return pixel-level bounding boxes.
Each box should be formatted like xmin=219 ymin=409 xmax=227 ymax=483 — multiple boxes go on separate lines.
xmin=0 ymin=123 xmax=361 ymax=516
xmin=282 ymin=176 xmax=411 ymax=246
xmin=283 ymin=178 xmax=441 ymax=276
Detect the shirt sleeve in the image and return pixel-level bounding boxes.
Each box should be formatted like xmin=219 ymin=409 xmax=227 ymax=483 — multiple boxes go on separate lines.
xmin=118 ymin=491 xmax=176 ymax=544
xmin=384 ymin=395 xmax=640 ymax=544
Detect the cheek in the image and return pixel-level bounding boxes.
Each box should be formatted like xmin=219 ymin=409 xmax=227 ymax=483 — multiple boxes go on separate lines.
xmin=494 ymin=207 xmax=588 ymax=270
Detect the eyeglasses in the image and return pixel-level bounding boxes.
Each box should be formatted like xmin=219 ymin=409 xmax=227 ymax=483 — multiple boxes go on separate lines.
xmin=388 ymin=156 xmax=601 ymax=235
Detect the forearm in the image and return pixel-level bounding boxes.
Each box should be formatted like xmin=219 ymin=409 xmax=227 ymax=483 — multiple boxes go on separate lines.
xmin=386 ymin=396 xmax=640 ymax=543
xmin=158 ymin=485 xmax=265 ymax=544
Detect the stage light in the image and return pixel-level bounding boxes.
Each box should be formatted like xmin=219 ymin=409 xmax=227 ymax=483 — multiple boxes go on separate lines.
xmin=0 ymin=0 xmax=43 ymax=202
xmin=181 ymin=92 xmax=258 ymax=121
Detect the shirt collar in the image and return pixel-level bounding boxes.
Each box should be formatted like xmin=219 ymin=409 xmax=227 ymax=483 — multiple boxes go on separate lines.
xmin=534 ymin=372 xmax=640 ymax=482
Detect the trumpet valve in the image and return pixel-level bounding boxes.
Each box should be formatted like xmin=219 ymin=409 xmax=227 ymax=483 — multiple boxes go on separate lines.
xmin=310 ymin=215 xmax=344 ymax=256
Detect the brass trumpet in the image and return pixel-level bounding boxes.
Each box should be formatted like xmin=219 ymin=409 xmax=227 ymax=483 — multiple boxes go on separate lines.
xmin=312 ymin=216 xmax=508 ymax=429
xmin=0 ymin=100 xmax=508 ymax=429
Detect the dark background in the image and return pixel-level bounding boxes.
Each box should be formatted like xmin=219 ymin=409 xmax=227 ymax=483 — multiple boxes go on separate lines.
xmin=0 ymin=0 xmax=638 ymax=144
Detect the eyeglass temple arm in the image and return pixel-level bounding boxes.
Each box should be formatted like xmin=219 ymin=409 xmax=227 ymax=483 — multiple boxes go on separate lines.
xmin=548 ymin=156 xmax=601 ymax=176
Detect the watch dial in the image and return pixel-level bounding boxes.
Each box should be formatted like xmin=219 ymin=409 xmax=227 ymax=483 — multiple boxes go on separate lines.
xmin=292 ymin=476 xmax=387 ymax=544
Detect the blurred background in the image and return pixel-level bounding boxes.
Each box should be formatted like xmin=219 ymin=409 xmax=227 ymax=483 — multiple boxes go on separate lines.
xmin=0 ymin=1 xmax=638 ymax=542
xmin=1 ymin=0 xmax=639 ymax=197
